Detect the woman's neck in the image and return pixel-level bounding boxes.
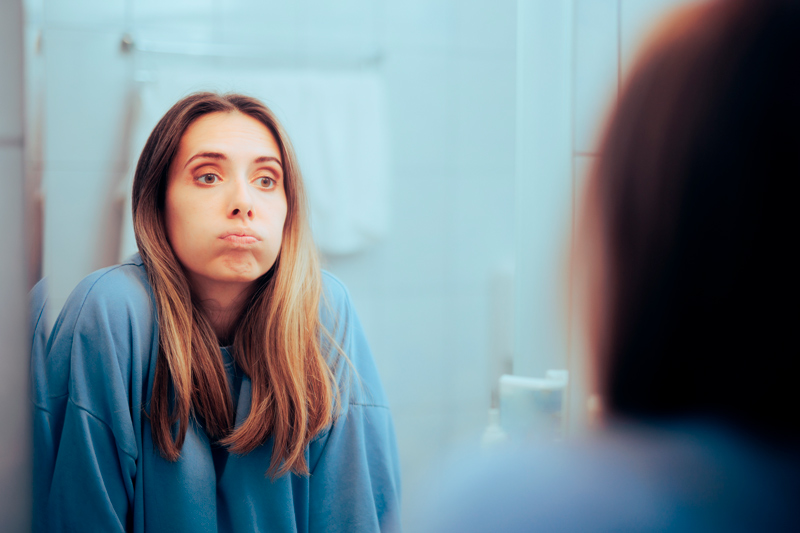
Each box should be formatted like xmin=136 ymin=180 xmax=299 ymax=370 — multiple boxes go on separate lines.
xmin=201 ymin=300 xmax=242 ymax=345
xmin=189 ymin=275 xmax=255 ymax=344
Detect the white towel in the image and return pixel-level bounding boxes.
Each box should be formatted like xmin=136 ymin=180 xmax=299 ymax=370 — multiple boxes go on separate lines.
xmin=120 ymin=62 xmax=390 ymax=260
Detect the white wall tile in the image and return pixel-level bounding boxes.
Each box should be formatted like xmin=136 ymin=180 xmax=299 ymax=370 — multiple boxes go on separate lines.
xmin=453 ymin=0 xmax=516 ymax=55
xmin=44 ymin=0 xmax=125 ymax=30
xmin=24 ymin=0 xmax=44 ymax=25
xmin=574 ymin=0 xmax=618 ymax=154
xmin=216 ymin=0 xmax=300 ymax=55
xmin=322 ymin=245 xmax=389 ymax=297
xmin=515 ymin=0 xmax=573 ymax=377
xmin=445 ymin=402 xmax=488 ymax=452
xmin=132 ymin=0 xmax=215 ymax=44
xmin=452 ymin=56 xmax=516 ymax=179
xmin=444 ymin=286 xmax=492 ymax=404
xmin=42 ymin=168 xmax=122 ymax=318
xmin=371 ymin=292 xmax=449 ymax=411
xmin=393 ymin=406 xmax=453 ymax=529
xmin=133 ymin=0 xmax=214 ymax=24
xmin=380 ymin=171 xmax=451 ymax=294
xmin=384 ymin=0 xmax=455 ymax=53
xmin=296 ymin=0 xmax=378 ymax=57
xmin=447 ymin=171 xmax=514 ymax=287
xmin=384 ymin=51 xmax=453 ymax=173
xmin=43 ymin=28 xmax=132 ymax=170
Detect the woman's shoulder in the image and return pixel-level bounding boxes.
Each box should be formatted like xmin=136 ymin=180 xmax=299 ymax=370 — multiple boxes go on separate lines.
xmin=318 ymin=270 xmax=390 ymax=410
xmin=47 ymin=254 xmax=156 ymax=374
xmin=35 ymin=254 xmax=157 ymax=424
xmin=66 ymin=254 xmax=152 ymax=314
xmin=320 ymin=270 xmax=351 ymax=310
xmin=53 ymin=251 xmax=149 ymax=321
xmin=318 ymin=270 xmax=360 ymax=340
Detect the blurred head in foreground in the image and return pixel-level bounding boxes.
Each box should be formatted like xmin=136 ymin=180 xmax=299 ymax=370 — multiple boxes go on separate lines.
xmin=418 ymin=2 xmax=800 ymax=530
xmin=582 ymin=0 xmax=800 ymax=444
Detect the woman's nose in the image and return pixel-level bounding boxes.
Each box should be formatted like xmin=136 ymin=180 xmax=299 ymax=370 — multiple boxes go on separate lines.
xmin=228 ymin=179 xmax=254 ymax=219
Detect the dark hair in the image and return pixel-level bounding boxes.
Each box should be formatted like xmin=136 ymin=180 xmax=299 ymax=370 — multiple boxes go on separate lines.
xmin=591 ymin=0 xmax=800 ymax=441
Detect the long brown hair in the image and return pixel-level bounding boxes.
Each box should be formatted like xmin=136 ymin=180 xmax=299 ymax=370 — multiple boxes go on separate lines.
xmin=587 ymin=0 xmax=800 ymax=441
xmin=132 ymin=92 xmax=342 ymax=476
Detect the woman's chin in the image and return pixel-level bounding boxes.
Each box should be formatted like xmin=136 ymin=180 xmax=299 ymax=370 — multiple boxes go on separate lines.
xmin=204 ymin=257 xmax=271 ymax=284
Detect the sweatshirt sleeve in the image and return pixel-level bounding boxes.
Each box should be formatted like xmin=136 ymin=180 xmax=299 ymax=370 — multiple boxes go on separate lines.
xmin=307 ymin=274 xmax=402 ymax=532
xmin=32 ymin=266 xmax=152 ymax=533
xmin=307 ymin=404 xmax=402 ymax=532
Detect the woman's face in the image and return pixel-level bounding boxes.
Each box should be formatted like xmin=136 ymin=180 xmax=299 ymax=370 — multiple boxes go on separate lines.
xmin=164 ymin=111 xmax=288 ymax=297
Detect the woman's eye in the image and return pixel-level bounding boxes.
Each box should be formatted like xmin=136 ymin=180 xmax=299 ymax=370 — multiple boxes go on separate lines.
xmin=197 ymin=174 xmax=220 ymax=185
xmin=258 ymin=177 xmax=275 ymax=189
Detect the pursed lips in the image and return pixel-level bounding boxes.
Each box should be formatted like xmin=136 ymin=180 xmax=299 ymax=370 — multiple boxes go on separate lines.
xmin=220 ymin=229 xmax=261 ymax=245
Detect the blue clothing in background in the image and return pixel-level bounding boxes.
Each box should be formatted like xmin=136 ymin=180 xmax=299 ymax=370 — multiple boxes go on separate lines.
xmin=418 ymin=422 xmax=800 ymax=532
xmin=31 ymin=254 xmax=401 ymax=532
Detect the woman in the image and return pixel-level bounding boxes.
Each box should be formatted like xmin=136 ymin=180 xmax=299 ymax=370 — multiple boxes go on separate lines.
xmin=31 ymin=93 xmax=401 ymax=532
xmin=421 ymin=0 xmax=800 ymax=530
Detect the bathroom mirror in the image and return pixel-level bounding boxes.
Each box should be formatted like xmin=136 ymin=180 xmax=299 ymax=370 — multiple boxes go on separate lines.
xmin=24 ymin=0 xmax=694 ymax=528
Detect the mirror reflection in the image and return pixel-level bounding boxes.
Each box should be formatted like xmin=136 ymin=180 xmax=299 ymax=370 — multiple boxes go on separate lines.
xmin=16 ymin=0 xmax=732 ymax=531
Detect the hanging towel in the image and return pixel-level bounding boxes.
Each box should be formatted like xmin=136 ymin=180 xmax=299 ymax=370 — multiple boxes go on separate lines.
xmin=120 ymin=62 xmax=391 ymax=260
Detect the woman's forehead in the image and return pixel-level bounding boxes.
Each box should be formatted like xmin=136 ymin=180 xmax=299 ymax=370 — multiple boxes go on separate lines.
xmin=177 ymin=111 xmax=282 ymax=163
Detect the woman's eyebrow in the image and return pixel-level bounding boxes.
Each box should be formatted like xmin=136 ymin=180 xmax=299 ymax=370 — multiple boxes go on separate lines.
xmin=183 ymin=152 xmax=282 ymax=169
xmin=184 ymin=152 xmax=226 ymax=169
xmin=254 ymin=156 xmax=282 ymax=166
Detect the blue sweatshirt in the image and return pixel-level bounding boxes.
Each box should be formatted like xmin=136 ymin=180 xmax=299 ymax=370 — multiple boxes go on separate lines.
xmin=31 ymin=255 xmax=401 ymax=532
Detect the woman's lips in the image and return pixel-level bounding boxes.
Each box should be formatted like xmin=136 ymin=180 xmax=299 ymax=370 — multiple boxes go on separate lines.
xmin=222 ymin=234 xmax=259 ymax=245
xmin=220 ymin=230 xmax=261 ymax=246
